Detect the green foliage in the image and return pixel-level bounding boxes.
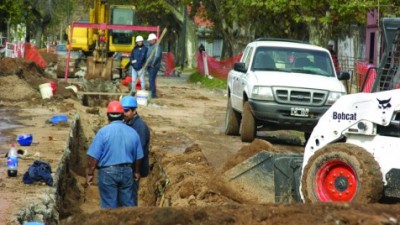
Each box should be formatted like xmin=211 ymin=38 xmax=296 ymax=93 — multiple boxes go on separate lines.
xmin=188 ymin=71 xmax=227 ymax=89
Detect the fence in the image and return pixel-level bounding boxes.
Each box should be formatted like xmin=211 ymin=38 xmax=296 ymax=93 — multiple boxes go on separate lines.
xmin=3 ymin=41 xmax=47 ymax=68
xmin=5 ymin=42 xmax=25 ymax=58
xmin=337 ymin=56 xmax=377 ymax=94
xmin=196 ymin=51 xmax=242 ymax=79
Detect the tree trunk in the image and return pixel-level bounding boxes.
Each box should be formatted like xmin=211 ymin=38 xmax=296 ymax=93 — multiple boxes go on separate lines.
xmin=308 ymin=21 xmax=330 ymax=46
xmin=35 ymin=26 xmax=43 ymax=48
xmin=7 ymin=17 xmax=11 ymax=41
xmin=165 ymin=3 xmax=197 ymax=69
xmin=25 ymin=23 xmax=31 ymax=43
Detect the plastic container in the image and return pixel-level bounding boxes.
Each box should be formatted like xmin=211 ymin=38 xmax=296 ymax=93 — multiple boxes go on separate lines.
xmin=49 ymin=81 xmax=58 ymax=95
xmin=7 ymin=144 xmax=18 ymax=177
xmin=39 ymin=83 xmax=53 ymax=99
xmin=137 ymin=90 xmax=149 ymax=106
xmin=50 ymin=115 xmax=68 ymax=125
xmin=16 ymin=134 xmax=33 ymax=146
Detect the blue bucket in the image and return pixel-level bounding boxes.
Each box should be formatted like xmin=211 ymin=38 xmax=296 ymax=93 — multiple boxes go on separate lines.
xmin=16 ymin=134 xmax=33 ymax=146
xmin=50 ymin=115 xmax=68 ymax=125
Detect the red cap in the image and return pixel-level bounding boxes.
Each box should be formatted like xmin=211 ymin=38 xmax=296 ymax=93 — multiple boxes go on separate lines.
xmin=107 ymin=101 xmax=124 ymax=113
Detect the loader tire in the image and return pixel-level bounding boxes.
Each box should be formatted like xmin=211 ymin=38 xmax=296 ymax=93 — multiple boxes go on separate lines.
xmin=225 ymin=97 xmax=241 ymax=135
xmin=240 ymin=102 xmax=256 ymax=142
xmin=301 ymin=143 xmax=383 ymax=203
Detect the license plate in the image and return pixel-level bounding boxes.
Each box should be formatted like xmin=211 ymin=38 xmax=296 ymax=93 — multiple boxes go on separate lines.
xmin=291 ymin=107 xmax=309 ymax=117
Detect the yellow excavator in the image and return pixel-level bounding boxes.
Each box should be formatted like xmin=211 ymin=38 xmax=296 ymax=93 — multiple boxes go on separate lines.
xmin=66 ymin=0 xmax=159 ymax=80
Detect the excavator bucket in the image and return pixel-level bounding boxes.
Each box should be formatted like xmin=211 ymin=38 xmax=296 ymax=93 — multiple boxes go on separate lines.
xmin=86 ymin=57 xmax=113 ymax=80
xmin=224 ymin=150 xmax=303 ymax=203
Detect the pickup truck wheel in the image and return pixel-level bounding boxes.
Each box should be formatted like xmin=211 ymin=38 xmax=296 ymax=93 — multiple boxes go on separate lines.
xmin=301 ymin=143 xmax=383 ymax=203
xmin=240 ymin=102 xmax=256 ymax=142
xmin=225 ymin=97 xmax=241 ymax=135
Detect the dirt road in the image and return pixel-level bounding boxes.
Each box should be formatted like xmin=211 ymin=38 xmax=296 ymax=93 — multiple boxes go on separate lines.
xmin=1 ymin=55 xmax=400 ymax=225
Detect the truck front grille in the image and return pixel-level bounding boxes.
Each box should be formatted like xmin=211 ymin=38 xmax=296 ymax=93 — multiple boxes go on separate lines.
xmin=274 ymin=88 xmax=327 ymax=106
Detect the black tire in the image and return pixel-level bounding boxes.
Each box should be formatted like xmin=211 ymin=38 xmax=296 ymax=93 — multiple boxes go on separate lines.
xmin=240 ymin=102 xmax=256 ymax=142
xmin=301 ymin=143 xmax=383 ymax=203
xmin=225 ymin=97 xmax=241 ymax=135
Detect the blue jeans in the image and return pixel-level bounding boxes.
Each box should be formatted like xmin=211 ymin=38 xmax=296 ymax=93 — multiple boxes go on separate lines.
xmin=98 ymin=166 xmax=134 ymax=208
xmin=132 ymin=179 xmax=139 ymax=206
xmin=148 ymin=66 xmax=159 ymax=98
xmin=131 ymin=67 xmax=145 ymax=92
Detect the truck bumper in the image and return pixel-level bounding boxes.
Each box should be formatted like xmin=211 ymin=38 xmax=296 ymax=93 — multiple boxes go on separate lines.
xmin=248 ymin=99 xmax=330 ymax=132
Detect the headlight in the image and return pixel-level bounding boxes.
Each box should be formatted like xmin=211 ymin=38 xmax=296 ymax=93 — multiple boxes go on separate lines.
xmin=326 ymin=91 xmax=345 ymax=105
xmin=252 ymin=86 xmax=274 ymax=100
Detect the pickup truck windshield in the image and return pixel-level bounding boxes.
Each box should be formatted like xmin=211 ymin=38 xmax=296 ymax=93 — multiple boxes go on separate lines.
xmin=251 ymin=46 xmax=335 ymax=77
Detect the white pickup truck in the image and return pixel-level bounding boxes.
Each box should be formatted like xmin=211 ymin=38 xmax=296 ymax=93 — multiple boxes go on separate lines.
xmin=225 ymin=39 xmax=350 ymax=142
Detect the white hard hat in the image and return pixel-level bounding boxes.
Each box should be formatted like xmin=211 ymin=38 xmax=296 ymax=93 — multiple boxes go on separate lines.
xmin=328 ymin=40 xmax=334 ymax=46
xmin=148 ymin=33 xmax=157 ymax=41
xmin=136 ymin=35 xmax=144 ymax=42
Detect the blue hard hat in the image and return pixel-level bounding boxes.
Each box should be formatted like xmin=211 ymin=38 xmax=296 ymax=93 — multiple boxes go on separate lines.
xmin=121 ymin=96 xmax=137 ymax=109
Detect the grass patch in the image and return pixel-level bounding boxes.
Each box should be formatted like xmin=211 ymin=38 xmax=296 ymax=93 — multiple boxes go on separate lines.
xmin=188 ymin=71 xmax=227 ymax=89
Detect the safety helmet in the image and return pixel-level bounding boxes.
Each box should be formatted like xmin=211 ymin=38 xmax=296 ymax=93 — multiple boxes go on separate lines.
xmin=136 ymin=35 xmax=144 ymax=42
xmin=148 ymin=33 xmax=157 ymax=41
xmin=107 ymin=101 xmax=124 ymax=113
xmin=121 ymin=96 xmax=138 ymax=109
xmin=328 ymin=40 xmax=334 ymax=46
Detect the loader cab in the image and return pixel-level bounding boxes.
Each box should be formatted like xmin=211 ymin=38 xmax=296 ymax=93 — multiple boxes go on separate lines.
xmin=110 ymin=6 xmax=136 ymax=46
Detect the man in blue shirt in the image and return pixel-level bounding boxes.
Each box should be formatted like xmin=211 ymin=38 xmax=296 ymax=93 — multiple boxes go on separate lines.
xmin=129 ymin=35 xmax=148 ymax=95
xmin=146 ymin=33 xmax=162 ymax=98
xmin=86 ymin=101 xmax=143 ymax=208
xmin=121 ymin=96 xmax=150 ymax=205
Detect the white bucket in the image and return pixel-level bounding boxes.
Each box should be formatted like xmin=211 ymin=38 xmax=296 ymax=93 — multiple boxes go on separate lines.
xmin=136 ymin=90 xmax=149 ymax=106
xmin=39 ymin=83 xmax=53 ymax=99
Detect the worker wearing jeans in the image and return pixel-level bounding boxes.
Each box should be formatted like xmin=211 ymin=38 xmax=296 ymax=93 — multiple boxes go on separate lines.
xmin=130 ymin=35 xmax=148 ymax=95
xmin=146 ymin=33 xmax=162 ymax=98
xmin=86 ymin=101 xmax=143 ymax=208
xmin=121 ymin=96 xmax=151 ymax=205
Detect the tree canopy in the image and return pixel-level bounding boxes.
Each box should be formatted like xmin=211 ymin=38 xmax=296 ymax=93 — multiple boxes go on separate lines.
xmin=3 ymin=0 xmax=400 ymax=59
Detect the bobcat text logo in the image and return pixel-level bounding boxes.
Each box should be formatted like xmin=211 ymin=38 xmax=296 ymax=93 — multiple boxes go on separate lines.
xmin=377 ymin=98 xmax=391 ymax=109
xmin=332 ymin=112 xmax=357 ymax=121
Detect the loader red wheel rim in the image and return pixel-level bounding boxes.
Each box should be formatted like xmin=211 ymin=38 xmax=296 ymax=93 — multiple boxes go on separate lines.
xmin=315 ymin=160 xmax=357 ymax=202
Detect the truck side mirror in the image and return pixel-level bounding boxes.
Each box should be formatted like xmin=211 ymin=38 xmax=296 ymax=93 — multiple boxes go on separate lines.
xmin=234 ymin=62 xmax=247 ymax=73
xmin=338 ymin=71 xmax=350 ymax=80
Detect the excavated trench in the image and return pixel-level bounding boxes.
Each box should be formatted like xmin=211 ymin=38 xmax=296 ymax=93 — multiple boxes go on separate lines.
xmin=55 ymin=111 xmax=168 ymax=222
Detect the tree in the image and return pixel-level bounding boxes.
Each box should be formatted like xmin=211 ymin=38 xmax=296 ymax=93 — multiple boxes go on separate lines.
xmin=190 ymin=0 xmax=400 ymax=57
xmin=0 ymin=0 xmax=25 ymax=41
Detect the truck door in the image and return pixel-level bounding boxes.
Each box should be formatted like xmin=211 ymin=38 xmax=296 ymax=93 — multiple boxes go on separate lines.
xmin=232 ymin=47 xmax=253 ymax=111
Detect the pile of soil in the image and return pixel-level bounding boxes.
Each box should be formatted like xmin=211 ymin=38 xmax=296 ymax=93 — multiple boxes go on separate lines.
xmin=221 ymin=139 xmax=275 ymax=172
xmin=64 ymin=203 xmax=400 ymax=225
xmin=0 ymin=57 xmax=77 ymax=101
xmin=144 ymin=142 xmax=249 ymax=208
xmin=38 ymin=49 xmax=58 ymax=65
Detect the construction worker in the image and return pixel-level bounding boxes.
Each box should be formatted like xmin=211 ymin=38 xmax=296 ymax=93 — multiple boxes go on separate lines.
xmin=327 ymin=40 xmax=340 ymax=73
xmin=86 ymin=101 xmax=143 ymax=208
xmin=146 ymin=33 xmax=162 ymax=98
xmin=130 ymin=35 xmax=148 ymax=95
xmin=121 ymin=96 xmax=150 ymax=205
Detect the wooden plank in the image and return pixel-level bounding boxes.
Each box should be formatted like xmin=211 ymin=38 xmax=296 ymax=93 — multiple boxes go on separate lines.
xmin=78 ymin=92 xmax=127 ymax=96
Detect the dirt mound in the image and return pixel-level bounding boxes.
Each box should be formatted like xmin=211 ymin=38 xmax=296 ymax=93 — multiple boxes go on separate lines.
xmin=221 ymin=139 xmax=275 ymax=172
xmin=143 ymin=140 xmax=250 ymax=209
xmin=64 ymin=203 xmax=400 ymax=225
xmin=0 ymin=75 xmax=40 ymax=100
xmin=0 ymin=58 xmax=77 ymax=101
xmin=37 ymin=50 xmax=58 ymax=65
xmin=0 ymin=57 xmax=43 ymax=77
